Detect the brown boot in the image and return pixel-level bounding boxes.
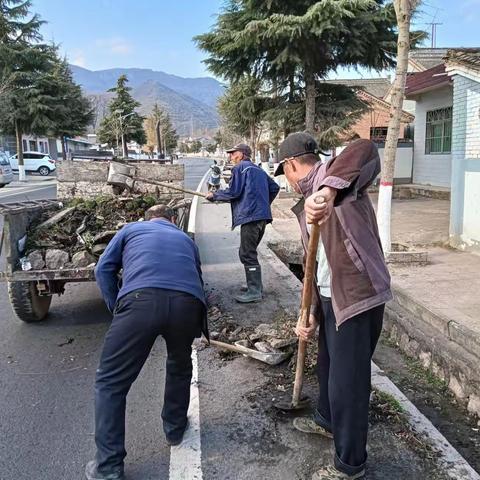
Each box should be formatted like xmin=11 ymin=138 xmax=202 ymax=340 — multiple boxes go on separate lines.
xmin=293 ymin=417 xmax=333 ymax=439
xmin=312 ymin=465 xmax=365 ymax=480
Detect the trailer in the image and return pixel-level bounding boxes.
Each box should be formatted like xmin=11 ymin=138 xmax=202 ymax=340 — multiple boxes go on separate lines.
xmin=0 ymin=159 xmax=190 ymax=323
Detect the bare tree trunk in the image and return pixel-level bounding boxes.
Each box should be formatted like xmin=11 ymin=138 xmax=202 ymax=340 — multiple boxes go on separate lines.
xmin=15 ymin=121 xmax=26 ymax=182
xmin=122 ymin=134 xmax=128 ymax=159
xmin=155 ymin=120 xmax=162 ymax=159
xmin=61 ymin=136 xmax=67 ymax=161
xmin=377 ymin=0 xmax=417 ymax=253
xmin=305 ymin=69 xmax=316 ymax=134
xmin=250 ymin=123 xmax=256 ymax=161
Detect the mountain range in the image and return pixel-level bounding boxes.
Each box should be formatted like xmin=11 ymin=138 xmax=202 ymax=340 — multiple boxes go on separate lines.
xmin=70 ymin=65 xmax=224 ymax=136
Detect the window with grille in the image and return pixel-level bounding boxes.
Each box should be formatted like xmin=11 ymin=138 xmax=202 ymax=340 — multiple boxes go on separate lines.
xmin=370 ymin=127 xmax=389 ymax=141
xmin=425 ymin=107 xmax=452 ymax=154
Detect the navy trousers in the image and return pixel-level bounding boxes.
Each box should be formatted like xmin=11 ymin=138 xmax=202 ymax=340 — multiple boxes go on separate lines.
xmin=94 ymin=288 xmax=204 ymax=473
xmin=314 ymin=298 xmax=384 ymax=475
xmin=239 ymin=220 xmax=267 ymax=266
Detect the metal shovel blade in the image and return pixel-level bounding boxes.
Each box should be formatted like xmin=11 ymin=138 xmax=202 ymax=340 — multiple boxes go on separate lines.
xmin=273 ymin=394 xmax=310 ymax=412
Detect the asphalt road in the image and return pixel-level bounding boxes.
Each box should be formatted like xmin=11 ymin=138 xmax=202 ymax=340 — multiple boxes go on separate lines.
xmin=0 ymin=158 xmax=211 ymax=480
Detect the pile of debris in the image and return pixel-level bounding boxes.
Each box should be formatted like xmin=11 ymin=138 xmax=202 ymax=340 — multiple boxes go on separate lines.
xmin=21 ymin=195 xmax=186 ymax=271
xmin=207 ymin=305 xmax=317 ymax=371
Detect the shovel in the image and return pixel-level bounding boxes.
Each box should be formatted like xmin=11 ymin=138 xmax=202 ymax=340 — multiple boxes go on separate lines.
xmin=275 ymin=211 xmax=322 ymax=412
xmin=107 ymin=161 xmax=208 ymax=198
xmin=206 ymin=339 xmax=292 ymax=366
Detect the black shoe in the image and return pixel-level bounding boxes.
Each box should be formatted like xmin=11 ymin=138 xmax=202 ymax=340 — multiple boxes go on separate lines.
xmin=85 ymin=461 xmax=125 ymax=480
xmin=166 ymin=419 xmax=189 ymax=446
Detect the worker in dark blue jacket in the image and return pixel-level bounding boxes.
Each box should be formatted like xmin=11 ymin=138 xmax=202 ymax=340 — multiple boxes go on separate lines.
xmin=206 ymin=143 xmax=280 ymax=303
xmin=86 ymin=204 xmax=207 ymax=480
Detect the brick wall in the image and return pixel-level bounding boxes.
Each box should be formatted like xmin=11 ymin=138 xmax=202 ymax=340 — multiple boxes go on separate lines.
xmin=353 ymin=106 xmax=408 ymax=140
xmin=450 ymin=73 xmax=480 ymax=251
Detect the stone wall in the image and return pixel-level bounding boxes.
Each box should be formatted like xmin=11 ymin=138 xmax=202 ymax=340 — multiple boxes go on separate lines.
xmin=384 ymin=288 xmax=480 ymax=419
xmin=57 ymin=160 xmax=185 ymax=201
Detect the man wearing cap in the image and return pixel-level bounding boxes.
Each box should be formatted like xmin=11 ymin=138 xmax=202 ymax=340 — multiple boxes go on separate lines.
xmin=276 ymin=132 xmax=391 ymax=480
xmin=206 ymin=143 xmax=280 ymax=303
xmin=86 ymin=204 xmax=208 ymax=480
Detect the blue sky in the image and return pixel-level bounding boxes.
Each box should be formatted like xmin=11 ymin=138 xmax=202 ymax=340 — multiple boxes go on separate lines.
xmin=33 ymin=0 xmax=480 ymax=80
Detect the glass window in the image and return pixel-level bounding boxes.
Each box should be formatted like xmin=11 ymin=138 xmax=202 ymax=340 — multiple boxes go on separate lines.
xmin=22 ymin=139 xmax=28 ymax=151
xmin=370 ymin=127 xmax=389 ymax=141
xmin=425 ymin=107 xmax=452 ymax=154
xmin=29 ymin=140 xmax=37 ymax=151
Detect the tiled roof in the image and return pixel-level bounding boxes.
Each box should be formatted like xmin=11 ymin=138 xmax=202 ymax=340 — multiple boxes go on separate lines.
xmin=446 ymin=48 xmax=480 ymax=72
xmin=405 ymin=64 xmax=451 ymax=97
xmin=322 ymin=78 xmax=391 ymax=99
xmin=409 ymin=48 xmax=448 ymax=71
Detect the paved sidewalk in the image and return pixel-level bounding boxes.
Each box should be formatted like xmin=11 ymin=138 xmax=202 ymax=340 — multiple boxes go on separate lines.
xmin=194 ymin=197 xmax=453 ymax=480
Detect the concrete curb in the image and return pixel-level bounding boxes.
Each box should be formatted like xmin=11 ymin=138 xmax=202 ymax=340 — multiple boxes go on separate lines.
xmin=372 ymin=363 xmax=480 ymax=480
xmin=187 ymin=169 xmax=210 ymax=238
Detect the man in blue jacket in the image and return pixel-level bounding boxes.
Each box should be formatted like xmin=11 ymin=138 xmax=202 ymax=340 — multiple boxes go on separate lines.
xmin=86 ymin=204 xmax=207 ymax=480
xmin=206 ymin=143 xmax=280 ymax=303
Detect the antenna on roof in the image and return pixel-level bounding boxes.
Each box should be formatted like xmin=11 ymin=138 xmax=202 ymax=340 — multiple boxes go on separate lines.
xmin=428 ymin=22 xmax=443 ymax=48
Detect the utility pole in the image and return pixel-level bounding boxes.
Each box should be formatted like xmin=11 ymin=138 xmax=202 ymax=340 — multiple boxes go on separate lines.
xmin=428 ymin=22 xmax=442 ymax=48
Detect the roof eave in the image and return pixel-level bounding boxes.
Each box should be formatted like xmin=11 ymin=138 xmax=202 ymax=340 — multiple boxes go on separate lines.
xmin=405 ymin=80 xmax=451 ymax=99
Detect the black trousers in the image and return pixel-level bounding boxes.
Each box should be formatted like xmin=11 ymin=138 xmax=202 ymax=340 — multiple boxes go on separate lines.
xmin=94 ymin=288 xmax=204 ymax=473
xmin=314 ymin=298 xmax=384 ymax=475
xmin=239 ymin=220 xmax=267 ymax=266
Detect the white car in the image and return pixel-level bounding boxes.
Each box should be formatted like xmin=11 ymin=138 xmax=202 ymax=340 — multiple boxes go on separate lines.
xmin=9 ymin=151 xmax=56 ymax=176
xmin=0 ymin=153 xmax=13 ymax=187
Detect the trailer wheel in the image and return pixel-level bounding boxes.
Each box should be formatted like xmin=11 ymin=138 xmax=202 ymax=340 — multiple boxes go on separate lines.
xmin=8 ymin=281 xmax=52 ymax=323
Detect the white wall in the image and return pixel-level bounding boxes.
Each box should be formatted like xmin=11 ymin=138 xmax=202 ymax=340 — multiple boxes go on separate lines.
xmin=412 ymin=86 xmax=453 ymax=187
xmin=377 ymin=145 xmax=413 ymax=182
xmin=450 ymin=73 xmax=480 ymax=252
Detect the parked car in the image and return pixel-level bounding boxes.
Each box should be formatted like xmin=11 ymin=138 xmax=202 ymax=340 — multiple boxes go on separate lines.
xmin=0 ymin=153 xmax=13 ymax=188
xmin=9 ymin=152 xmax=56 ymax=176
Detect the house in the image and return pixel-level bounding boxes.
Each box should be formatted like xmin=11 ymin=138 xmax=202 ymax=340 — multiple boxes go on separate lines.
xmin=445 ymin=49 xmax=480 ymax=252
xmin=405 ymin=63 xmax=453 ymax=187
xmin=406 ymin=48 xmax=480 ymax=252
xmin=323 ymin=78 xmax=415 ymax=183
xmin=0 ymin=134 xmax=55 ymax=157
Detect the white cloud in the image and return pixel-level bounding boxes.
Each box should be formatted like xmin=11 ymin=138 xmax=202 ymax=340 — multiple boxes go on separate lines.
xmin=95 ymin=37 xmax=133 ymax=55
xmin=71 ymin=49 xmax=87 ymax=68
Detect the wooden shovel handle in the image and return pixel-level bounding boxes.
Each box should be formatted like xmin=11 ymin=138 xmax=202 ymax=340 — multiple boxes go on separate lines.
xmin=292 ymin=199 xmax=323 ymax=406
xmin=135 ymin=176 xmax=208 ymax=198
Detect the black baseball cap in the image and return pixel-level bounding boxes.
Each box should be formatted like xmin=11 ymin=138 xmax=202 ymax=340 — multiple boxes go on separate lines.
xmin=275 ymin=132 xmax=327 ymax=177
xmin=226 ymin=143 xmax=252 ymax=157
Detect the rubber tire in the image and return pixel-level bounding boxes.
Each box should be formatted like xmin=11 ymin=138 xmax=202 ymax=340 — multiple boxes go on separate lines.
xmin=38 ymin=166 xmax=51 ymax=176
xmin=0 ymin=184 xmax=5 ymax=188
xmin=8 ymin=281 xmax=52 ymax=322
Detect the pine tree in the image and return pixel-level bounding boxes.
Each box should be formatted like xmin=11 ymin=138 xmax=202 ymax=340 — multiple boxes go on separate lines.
xmin=97 ymin=75 xmax=146 ymax=158
xmin=49 ymin=57 xmax=94 ymax=160
xmin=0 ymin=0 xmax=50 ymax=180
xmin=218 ymin=76 xmax=271 ymax=159
xmin=196 ymin=1 xmax=400 ymax=133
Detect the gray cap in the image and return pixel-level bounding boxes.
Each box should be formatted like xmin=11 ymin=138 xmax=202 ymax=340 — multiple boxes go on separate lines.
xmin=226 ymin=143 xmax=252 ymax=157
xmin=275 ymin=132 xmax=325 ymax=176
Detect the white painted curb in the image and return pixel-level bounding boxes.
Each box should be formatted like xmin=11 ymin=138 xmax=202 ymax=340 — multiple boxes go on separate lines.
xmin=187 ymin=169 xmax=210 ymax=237
xmin=372 ymin=363 xmax=480 ymax=480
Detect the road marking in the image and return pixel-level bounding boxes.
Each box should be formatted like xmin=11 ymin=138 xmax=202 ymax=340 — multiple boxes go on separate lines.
xmin=187 ymin=168 xmax=210 ymax=236
xmin=0 ymin=184 xmax=55 ymax=199
xmin=169 ymin=348 xmax=203 ymax=480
